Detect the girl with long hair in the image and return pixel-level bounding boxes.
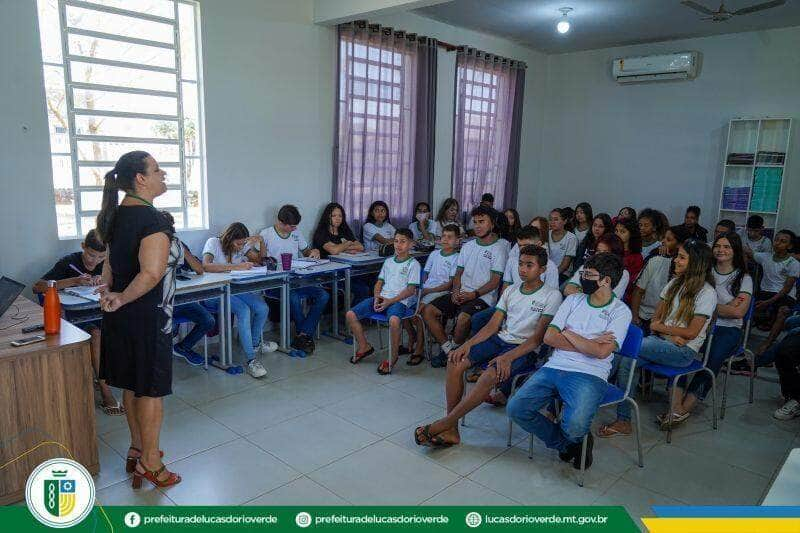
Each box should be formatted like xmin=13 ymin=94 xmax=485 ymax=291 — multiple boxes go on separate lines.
xmin=362 ymin=200 xmax=396 ymax=251
xmin=312 ymin=202 xmax=370 ymax=303
xmin=614 ymin=218 xmax=644 ymax=302
xmin=431 ymin=198 xmax=465 ymax=239
xmin=504 ymin=208 xmax=522 ymax=240
xmin=600 ymin=239 xmax=716 ymax=437
xmin=573 ymin=202 xmax=593 ymax=243
xmin=548 ymin=208 xmax=578 ymax=281
xmin=575 ymin=213 xmax=612 ymax=270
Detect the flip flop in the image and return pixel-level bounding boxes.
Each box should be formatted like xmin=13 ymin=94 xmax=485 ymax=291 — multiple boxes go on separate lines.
xmin=377 ymin=359 xmax=397 ymax=375
xmin=349 ymin=346 xmax=374 ymax=364
xmin=597 ymin=423 xmax=631 ymax=438
xmin=99 ymin=400 xmax=126 ymax=416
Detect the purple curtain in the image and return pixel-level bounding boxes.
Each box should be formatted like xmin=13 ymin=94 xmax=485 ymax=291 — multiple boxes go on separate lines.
xmin=452 ymin=47 xmax=526 ymax=216
xmin=335 ymin=21 xmax=437 ymax=232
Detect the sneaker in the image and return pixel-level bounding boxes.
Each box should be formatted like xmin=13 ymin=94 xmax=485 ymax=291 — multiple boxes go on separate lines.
xmin=440 ymin=340 xmax=457 ymax=354
xmin=430 ymin=351 xmax=448 ymax=368
xmin=774 ymin=399 xmax=800 ymax=420
xmin=173 ymin=344 xmax=205 ymax=366
xmin=246 ymin=359 xmax=268 ymax=378
xmin=258 ymin=341 xmax=278 ymax=354
xmin=730 ymin=359 xmax=753 ymax=376
xmin=296 ymin=333 xmax=315 ymax=354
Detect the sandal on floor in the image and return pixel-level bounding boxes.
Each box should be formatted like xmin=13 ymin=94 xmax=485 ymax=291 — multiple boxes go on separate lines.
xmin=397 ymin=345 xmax=413 ymax=355
xmin=406 ymin=353 xmax=425 ymax=366
xmin=349 ymin=346 xmax=374 ymax=364
xmin=657 ymin=411 xmax=691 ymax=429
xmin=597 ymin=422 xmax=631 ymax=438
xmin=125 ymin=447 xmax=164 ymax=473
xmin=98 ymin=399 xmax=126 ymax=417
xmin=132 ymin=463 xmax=181 ymax=489
xmin=377 ymin=358 xmax=397 ymax=375
xmin=413 ymin=425 xmax=452 ymax=448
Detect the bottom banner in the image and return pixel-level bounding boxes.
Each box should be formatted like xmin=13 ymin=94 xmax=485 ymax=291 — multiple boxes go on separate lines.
xmin=2 ymin=506 xmax=639 ymax=532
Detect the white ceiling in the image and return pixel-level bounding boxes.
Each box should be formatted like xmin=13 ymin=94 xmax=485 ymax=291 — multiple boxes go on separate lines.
xmin=413 ymin=0 xmax=800 ymax=53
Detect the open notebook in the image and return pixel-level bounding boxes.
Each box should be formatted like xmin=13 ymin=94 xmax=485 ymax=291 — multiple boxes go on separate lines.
xmin=63 ymin=286 xmax=102 ymax=302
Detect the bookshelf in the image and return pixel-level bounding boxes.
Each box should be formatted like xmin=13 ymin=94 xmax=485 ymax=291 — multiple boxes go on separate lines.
xmin=718 ymin=117 xmax=792 ymax=238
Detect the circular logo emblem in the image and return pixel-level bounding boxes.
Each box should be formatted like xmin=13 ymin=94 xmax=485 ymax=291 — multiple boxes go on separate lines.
xmin=25 ymin=458 xmax=95 ymax=528
xmin=295 ymin=511 xmax=312 ymax=528
xmin=465 ymin=511 xmax=483 ymax=528
xmin=125 ymin=511 xmax=142 ymax=528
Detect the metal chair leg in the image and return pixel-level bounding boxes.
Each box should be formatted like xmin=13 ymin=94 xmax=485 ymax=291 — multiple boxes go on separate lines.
xmin=629 ymin=398 xmax=644 ymax=468
xmin=708 ymin=370 xmax=717 ymax=430
xmin=528 ymin=434 xmax=534 ymax=459
xmin=667 ymin=382 xmax=678 ymax=444
xmin=748 ymin=350 xmax=755 ymax=404
xmin=507 ymin=419 xmax=513 ymax=447
xmin=720 ymin=359 xmax=730 ymax=420
xmin=578 ymin=435 xmax=588 ymax=487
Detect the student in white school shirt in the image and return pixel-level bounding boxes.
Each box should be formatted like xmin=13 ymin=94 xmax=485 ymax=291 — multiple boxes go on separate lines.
xmin=408 ymin=201 xmax=435 ymax=242
xmin=346 ymin=229 xmax=421 ymax=375
xmin=414 ymin=245 xmax=562 ymax=447
xmin=362 ymin=201 xmax=396 ymax=252
xmin=430 ymin=198 xmax=466 ymax=241
xmin=740 ymin=215 xmax=773 ymax=254
xmin=752 ymin=229 xmax=800 ymax=331
xmin=202 ymin=222 xmax=276 ymax=379
xmin=259 ymin=204 xmax=328 ymax=356
xmin=507 ymin=253 xmax=632 ymax=469
xmin=548 ymin=208 xmax=578 ymax=281
xmin=601 ymin=239 xmax=716 ymax=437
xmin=563 ymin=234 xmax=630 ymax=300
xmin=424 ymin=206 xmax=508 ymax=367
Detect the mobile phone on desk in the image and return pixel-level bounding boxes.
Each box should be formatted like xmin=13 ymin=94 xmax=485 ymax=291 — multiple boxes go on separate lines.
xmin=11 ymin=335 xmax=46 ymax=347
xmin=21 ymin=323 xmax=44 ymax=334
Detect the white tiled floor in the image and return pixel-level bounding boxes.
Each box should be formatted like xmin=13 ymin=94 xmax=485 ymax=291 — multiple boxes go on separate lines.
xmin=92 ymin=333 xmax=799 ymax=529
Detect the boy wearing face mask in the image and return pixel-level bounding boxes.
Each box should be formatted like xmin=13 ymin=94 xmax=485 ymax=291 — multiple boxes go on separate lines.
xmin=409 ymin=202 xmax=435 ymax=242
xmin=507 ymin=253 xmax=631 ymax=469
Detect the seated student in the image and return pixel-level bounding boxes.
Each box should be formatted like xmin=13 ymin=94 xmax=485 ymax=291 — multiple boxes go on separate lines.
xmin=202 ymin=223 xmax=276 ymax=379
xmin=414 ymin=245 xmax=562 ymax=447
xmin=638 ymin=208 xmax=666 ymax=258
xmin=752 ymin=229 xmax=799 ymax=331
xmin=403 ymin=224 xmax=462 ymax=364
xmin=600 ymin=239 xmax=715 ymax=437
xmin=33 ymin=229 xmax=122 ymax=415
xmin=469 ymin=225 xmax=558 ymax=339
xmin=529 ymin=216 xmax=550 ymax=250
xmin=573 ymin=202 xmax=593 ymax=244
xmin=575 ymin=213 xmax=613 ymax=270
xmin=312 ymin=202 xmax=370 ymax=303
xmin=260 ymin=205 xmax=329 ymax=355
xmin=714 ymin=219 xmax=736 ymax=241
xmin=409 ymin=201 xmax=435 ymax=242
xmin=731 ymin=308 xmax=800 ymax=375
xmin=424 ymin=206 xmax=508 ymax=367
xmin=507 ymin=253 xmax=631 ymax=469
xmin=362 ymin=201 xmax=396 ymax=252
xmin=739 ymin=215 xmax=772 ymax=254
xmin=504 ymin=208 xmax=522 ymax=240
xmin=659 ymin=233 xmax=752 ymax=425
xmin=614 ymin=218 xmax=644 ymax=302
xmin=612 ymin=206 xmax=637 ymax=226
xmin=347 ymin=229 xmax=421 ymax=374
xmin=548 ymin=208 xmax=578 ymax=282
xmin=163 ymin=213 xmax=215 ymax=366
xmin=629 ymin=225 xmax=689 ymax=335
xmin=564 ymin=234 xmax=630 ymax=299
xmin=677 ymin=205 xmax=708 ymax=243
xmin=431 ymin=198 xmax=465 ymax=240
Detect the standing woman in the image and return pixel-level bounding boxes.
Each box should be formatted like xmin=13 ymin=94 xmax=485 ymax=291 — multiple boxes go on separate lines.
xmin=573 ymin=202 xmax=593 ymax=243
xmin=96 ymin=151 xmax=182 ymax=488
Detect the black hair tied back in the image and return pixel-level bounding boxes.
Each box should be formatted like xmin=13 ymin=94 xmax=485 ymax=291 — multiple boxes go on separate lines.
xmin=95 ymin=150 xmax=150 ymax=244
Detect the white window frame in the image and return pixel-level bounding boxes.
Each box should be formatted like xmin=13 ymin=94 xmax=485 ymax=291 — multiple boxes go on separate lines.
xmin=40 ymin=0 xmax=207 ymax=239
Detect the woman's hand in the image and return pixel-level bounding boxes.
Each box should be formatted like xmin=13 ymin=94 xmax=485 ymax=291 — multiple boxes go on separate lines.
xmin=308 ymin=248 xmax=321 ymax=259
xmin=100 ymin=292 xmax=126 ymax=313
xmin=235 ymin=262 xmax=254 ymax=271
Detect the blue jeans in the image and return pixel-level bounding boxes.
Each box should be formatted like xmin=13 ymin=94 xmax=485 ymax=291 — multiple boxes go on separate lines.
xmin=470 ymin=306 xmax=496 ymax=336
xmin=681 ymin=326 xmax=740 ymax=399
xmin=173 ymin=302 xmax=215 ymax=350
xmin=290 ymin=286 xmax=330 ymax=337
xmin=614 ymin=335 xmax=697 ymax=421
xmin=757 ymin=314 xmax=800 ymax=367
xmin=351 ymin=297 xmax=410 ymax=321
xmin=507 ymin=367 xmax=608 ymax=453
xmin=205 ymin=292 xmax=268 ymax=361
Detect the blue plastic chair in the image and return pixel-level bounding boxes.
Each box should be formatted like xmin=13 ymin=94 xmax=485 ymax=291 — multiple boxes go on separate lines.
xmin=720 ymin=299 xmax=755 ymax=418
xmin=639 ymin=318 xmax=720 ymax=443
xmin=517 ymin=324 xmax=645 ymax=487
xmin=352 ymin=289 xmax=423 ymax=372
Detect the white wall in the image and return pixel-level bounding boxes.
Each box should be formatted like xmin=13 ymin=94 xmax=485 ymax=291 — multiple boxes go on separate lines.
xmin=534 ymin=26 xmax=800 ymax=229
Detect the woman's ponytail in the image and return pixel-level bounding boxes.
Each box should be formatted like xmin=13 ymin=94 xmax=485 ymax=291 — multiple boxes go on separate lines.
xmin=95 ymin=150 xmax=151 ymax=243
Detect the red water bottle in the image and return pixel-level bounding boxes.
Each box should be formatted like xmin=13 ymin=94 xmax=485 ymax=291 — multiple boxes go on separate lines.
xmin=43 ymin=280 xmax=61 ymax=335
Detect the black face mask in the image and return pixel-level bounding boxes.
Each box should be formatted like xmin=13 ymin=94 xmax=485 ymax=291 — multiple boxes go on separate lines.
xmin=580 ymin=278 xmax=600 ymax=295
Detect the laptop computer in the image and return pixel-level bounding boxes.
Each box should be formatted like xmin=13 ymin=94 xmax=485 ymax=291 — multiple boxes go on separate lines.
xmin=0 ymin=276 xmax=26 ymax=320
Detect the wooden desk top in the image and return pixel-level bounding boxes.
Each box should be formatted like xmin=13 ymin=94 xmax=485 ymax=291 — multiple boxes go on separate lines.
xmin=0 ymin=296 xmax=90 ymax=361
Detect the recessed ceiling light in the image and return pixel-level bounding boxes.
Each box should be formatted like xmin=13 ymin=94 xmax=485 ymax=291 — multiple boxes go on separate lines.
xmin=557 ymin=7 xmax=573 ymax=34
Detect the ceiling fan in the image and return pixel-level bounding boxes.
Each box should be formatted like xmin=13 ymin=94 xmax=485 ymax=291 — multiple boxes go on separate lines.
xmin=680 ymin=0 xmax=786 ymax=22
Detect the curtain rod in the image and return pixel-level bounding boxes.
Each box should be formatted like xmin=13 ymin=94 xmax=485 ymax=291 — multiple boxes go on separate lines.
xmin=437 ymin=40 xmax=457 ymax=52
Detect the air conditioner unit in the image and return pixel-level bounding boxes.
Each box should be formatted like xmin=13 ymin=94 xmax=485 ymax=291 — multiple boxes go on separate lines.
xmin=612 ymin=51 xmax=699 ymax=84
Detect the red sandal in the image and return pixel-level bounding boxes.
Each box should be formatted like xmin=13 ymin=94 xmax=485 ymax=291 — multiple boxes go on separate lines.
xmin=132 ymin=462 xmax=181 ymax=489
xmin=126 ymin=446 xmax=164 ymax=473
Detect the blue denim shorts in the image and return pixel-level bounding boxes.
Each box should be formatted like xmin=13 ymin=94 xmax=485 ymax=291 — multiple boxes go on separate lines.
xmin=468 ymin=334 xmax=537 ymax=372
xmin=351 ymin=297 xmax=411 ymax=321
